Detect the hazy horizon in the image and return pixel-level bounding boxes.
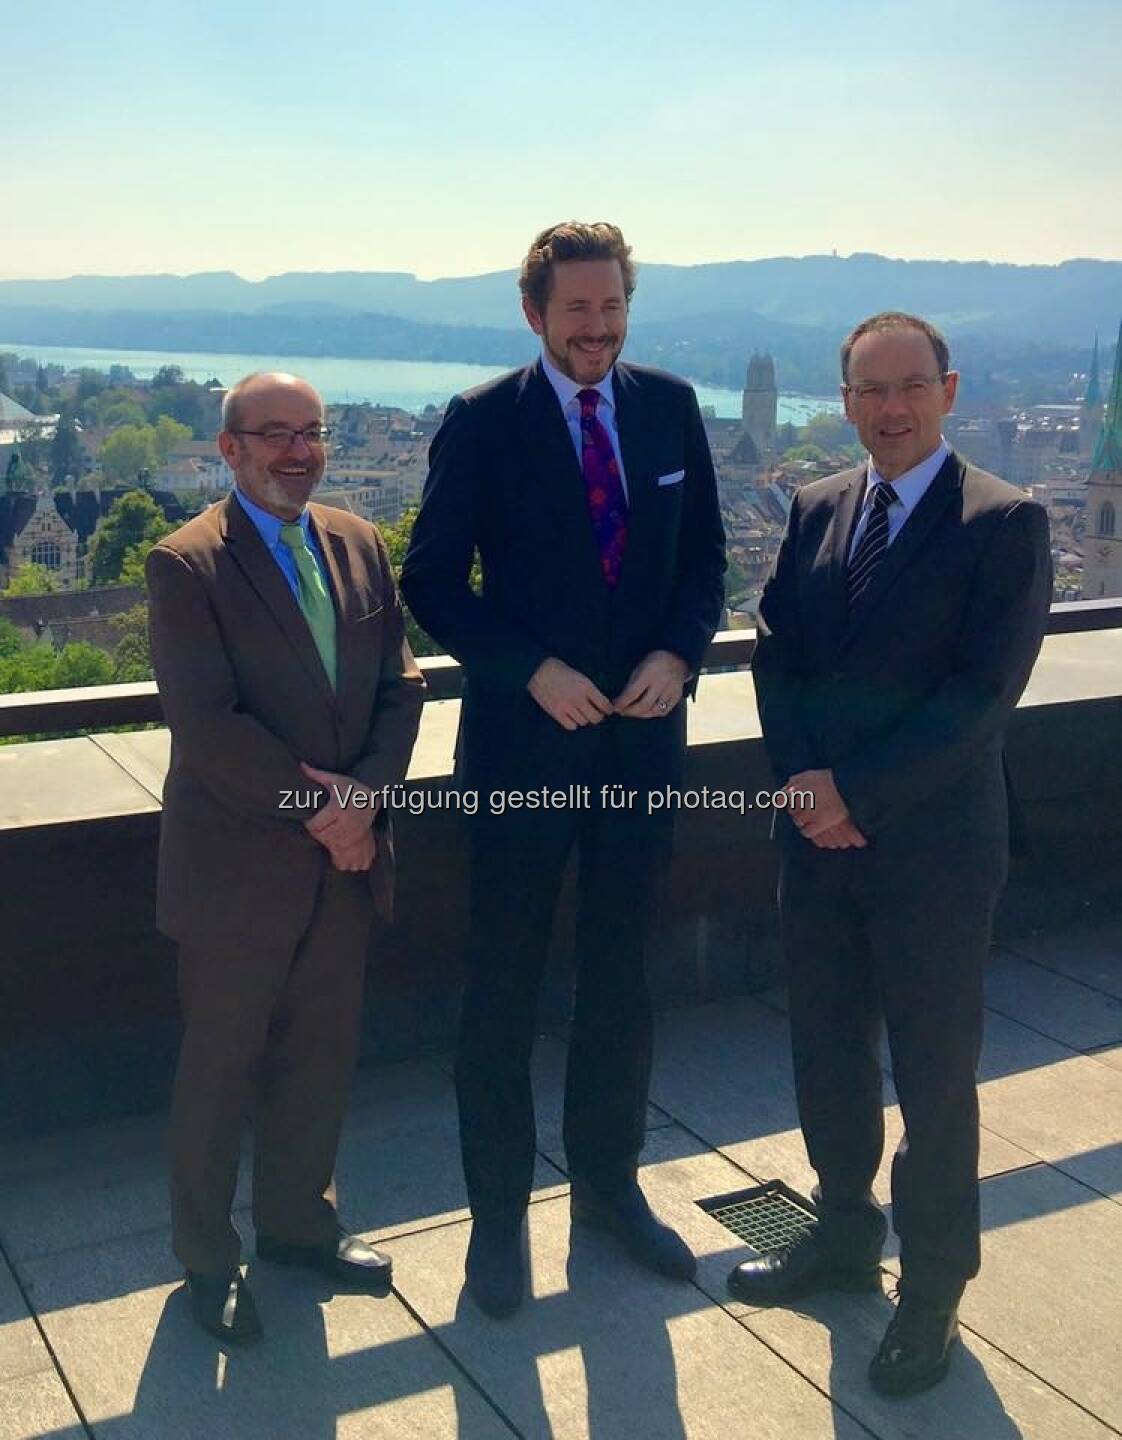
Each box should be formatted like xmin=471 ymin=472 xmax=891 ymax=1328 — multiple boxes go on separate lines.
xmin=8 ymin=0 xmax=1120 ymax=281
xmin=4 ymin=250 xmax=1122 ymax=286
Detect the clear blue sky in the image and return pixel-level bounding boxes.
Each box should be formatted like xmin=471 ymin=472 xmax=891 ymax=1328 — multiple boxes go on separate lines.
xmin=9 ymin=0 xmax=1121 ymax=280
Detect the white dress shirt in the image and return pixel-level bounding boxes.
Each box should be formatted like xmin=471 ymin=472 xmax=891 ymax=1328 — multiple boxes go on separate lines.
xmin=848 ymin=438 xmax=950 ymax=560
xmin=540 ymin=350 xmax=629 ymax=499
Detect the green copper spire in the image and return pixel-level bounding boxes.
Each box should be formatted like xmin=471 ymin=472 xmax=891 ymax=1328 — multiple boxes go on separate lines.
xmin=1091 ymin=320 xmax=1122 ymax=474
xmin=1085 ymin=334 xmax=1102 ymax=408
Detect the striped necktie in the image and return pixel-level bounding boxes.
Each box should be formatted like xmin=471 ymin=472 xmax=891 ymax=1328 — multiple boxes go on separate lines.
xmin=577 ymin=388 xmax=629 ymax=588
xmin=279 ymin=521 xmax=337 ymax=688
xmin=847 ymin=481 xmax=899 ymax=608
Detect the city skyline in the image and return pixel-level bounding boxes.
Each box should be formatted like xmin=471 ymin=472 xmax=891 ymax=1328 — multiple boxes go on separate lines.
xmin=8 ymin=0 xmax=1121 ymax=281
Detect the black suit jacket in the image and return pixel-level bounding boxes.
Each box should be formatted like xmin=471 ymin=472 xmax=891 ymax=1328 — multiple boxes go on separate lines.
xmin=401 ymin=359 xmax=726 ymax=796
xmin=752 ymin=450 xmax=1052 ymax=887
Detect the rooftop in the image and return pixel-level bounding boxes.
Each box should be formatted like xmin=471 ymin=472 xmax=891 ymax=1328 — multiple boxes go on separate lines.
xmin=0 ymin=910 xmax=1119 ymax=1439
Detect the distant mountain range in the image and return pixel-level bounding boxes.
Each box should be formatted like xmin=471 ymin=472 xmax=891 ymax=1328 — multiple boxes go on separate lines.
xmin=1 ymin=254 xmax=1118 ymax=396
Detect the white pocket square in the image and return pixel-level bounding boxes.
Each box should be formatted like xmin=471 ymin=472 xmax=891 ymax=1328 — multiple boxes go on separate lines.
xmin=657 ymin=469 xmax=685 ymax=487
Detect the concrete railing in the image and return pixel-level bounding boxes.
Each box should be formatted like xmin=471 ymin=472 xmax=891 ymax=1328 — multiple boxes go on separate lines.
xmin=2 ymin=600 xmax=1121 ymax=739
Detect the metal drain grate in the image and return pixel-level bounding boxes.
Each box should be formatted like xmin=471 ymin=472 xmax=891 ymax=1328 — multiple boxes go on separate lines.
xmin=697 ymin=1181 xmax=818 ymax=1254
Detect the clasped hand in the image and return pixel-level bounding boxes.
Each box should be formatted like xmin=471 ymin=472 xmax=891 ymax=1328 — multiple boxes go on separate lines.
xmin=783 ymin=768 xmax=867 ymax=849
xmin=299 ymin=762 xmax=379 ymax=871
xmin=528 ymin=651 xmax=689 ymax=731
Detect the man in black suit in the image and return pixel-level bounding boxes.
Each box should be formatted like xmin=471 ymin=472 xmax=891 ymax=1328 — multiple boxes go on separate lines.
xmin=728 ymin=313 xmax=1052 ymax=1395
xmin=401 ymin=221 xmax=726 ymax=1315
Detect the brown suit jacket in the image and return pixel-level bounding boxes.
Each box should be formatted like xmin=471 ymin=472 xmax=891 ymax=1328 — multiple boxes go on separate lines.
xmin=147 ymin=492 xmax=425 ymax=950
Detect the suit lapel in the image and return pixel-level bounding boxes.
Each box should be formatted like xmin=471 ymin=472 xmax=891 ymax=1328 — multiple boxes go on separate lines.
xmin=309 ymin=507 xmax=355 ymax=707
xmin=221 ymin=493 xmax=335 ymax=706
xmin=818 ymin=467 xmax=865 ymax=651
xmin=610 ymin=362 xmax=655 ymax=608
xmin=842 ymin=451 xmax=962 ymax=646
xmin=515 ymin=361 xmax=603 ymax=590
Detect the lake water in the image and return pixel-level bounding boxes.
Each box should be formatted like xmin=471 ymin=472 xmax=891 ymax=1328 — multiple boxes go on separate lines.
xmin=0 ymin=339 xmax=842 ymax=423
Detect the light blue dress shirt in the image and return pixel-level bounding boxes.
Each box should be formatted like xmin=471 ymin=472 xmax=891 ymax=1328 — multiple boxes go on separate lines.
xmin=847 ymin=438 xmax=950 ymax=560
xmin=540 ymin=351 xmax=629 ymax=500
xmin=234 ymin=486 xmax=329 ymax=601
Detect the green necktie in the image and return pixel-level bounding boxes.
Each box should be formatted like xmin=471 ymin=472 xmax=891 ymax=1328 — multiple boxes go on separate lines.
xmin=279 ymin=521 xmax=337 ymax=689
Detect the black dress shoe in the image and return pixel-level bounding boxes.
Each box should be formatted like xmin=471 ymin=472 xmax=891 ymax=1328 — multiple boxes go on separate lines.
xmin=464 ymin=1216 xmax=524 ymax=1318
xmin=869 ymin=1294 xmax=960 ymax=1397
xmin=256 ymin=1229 xmax=393 ymax=1291
xmin=186 ymin=1269 xmax=263 ymax=1345
xmin=570 ymin=1179 xmax=697 ymax=1281
xmin=727 ymin=1231 xmax=881 ymax=1304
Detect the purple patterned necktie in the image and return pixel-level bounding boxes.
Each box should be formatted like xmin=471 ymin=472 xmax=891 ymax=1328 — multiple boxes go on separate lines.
xmin=578 ymin=388 xmax=628 ymax=588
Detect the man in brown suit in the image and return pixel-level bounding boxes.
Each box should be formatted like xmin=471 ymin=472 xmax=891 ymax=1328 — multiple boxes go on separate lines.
xmin=147 ymin=371 xmax=425 ymax=1343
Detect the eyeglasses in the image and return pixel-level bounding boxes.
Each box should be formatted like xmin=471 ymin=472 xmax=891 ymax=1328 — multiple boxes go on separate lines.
xmin=230 ymin=425 xmax=332 ymax=449
xmin=844 ymin=376 xmax=946 ymax=403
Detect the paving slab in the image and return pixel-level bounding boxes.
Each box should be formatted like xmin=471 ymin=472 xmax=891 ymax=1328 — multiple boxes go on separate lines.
xmin=18 ymin=1227 xmax=509 ymax=1440
xmin=1004 ymin=917 xmax=1122 ymax=1001
xmin=881 ymin=1163 xmax=1122 ymax=1433
xmin=649 ymin=997 xmax=1036 ymax=1207
xmin=746 ymin=1290 xmax=1116 ymax=1440
xmin=1086 ymin=1042 xmax=1122 ymax=1074
xmin=336 ymin=1057 xmax=568 ymax=1242
xmin=986 ymin=949 xmax=1122 ymax=1052
xmin=0 ymin=1113 xmax=249 ymax=1264
xmin=385 ymin=1194 xmax=868 ymax=1440
xmin=979 ymin=1013 xmax=1122 ymax=1200
xmin=0 ymin=1259 xmax=52 ymax=1387
xmin=0 ymin=1369 xmax=84 ymax=1440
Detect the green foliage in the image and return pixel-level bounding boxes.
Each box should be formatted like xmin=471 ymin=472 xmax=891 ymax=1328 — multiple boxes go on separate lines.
xmin=153 ymin=414 xmax=191 ymax=464
xmin=782 ymin=443 xmax=831 ymax=464
xmin=804 ymin=411 xmax=857 ymax=452
xmin=3 ymin=562 xmax=57 ymax=596
xmin=52 ymin=642 xmax=114 ymax=688
xmin=87 ymin=490 xmax=173 ymax=585
xmin=99 ymin=424 xmax=157 ymax=484
xmin=50 ymin=413 xmax=83 ymax=485
xmin=0 ymin=618 xmax=24 ymax=658
xmin=0 ymin=637 xmax=113 ymax=694
xmin=99 ymin=398 xmax=148 ymax=430
xmin=379 ymin=507 xmax=477 ymax=659
xmin=110 ymin=603 xmax=153 ymax=682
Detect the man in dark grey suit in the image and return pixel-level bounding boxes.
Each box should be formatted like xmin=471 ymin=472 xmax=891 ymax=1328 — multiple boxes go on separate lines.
xmin=402 ymin=221 xmax=726 ymax=1316
xmin=728 ymin=313 xmax=1052 ymax=1396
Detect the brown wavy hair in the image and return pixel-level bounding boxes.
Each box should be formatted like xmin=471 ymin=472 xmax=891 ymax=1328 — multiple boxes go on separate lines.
xmin=519 ymin=222 xmax=637 ymax=314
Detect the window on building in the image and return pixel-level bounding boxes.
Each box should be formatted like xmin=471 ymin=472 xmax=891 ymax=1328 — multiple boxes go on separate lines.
xmin=30 ymin=540 xmax=62 ymax=570
xmin=1098 ymin=501 xmax=1116 ymax=538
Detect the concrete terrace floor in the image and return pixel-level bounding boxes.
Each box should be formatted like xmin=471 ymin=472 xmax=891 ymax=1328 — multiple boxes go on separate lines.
xmin=1 ymin=914 xmax=1120 ymax=1440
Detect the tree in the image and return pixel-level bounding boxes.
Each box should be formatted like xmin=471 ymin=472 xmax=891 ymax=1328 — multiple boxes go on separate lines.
xmin=99 ymin=398 xmax=148 ymax=430
xmin=3 ymin=562 xmax=57 ymax=596
xmin=152 ymin=365 xmax=186 ymax=388
xmin=53 ymin=643 xmax=114 ymax=688
xmin=380 ymin=509 xmax=441 ymax=657
xmin=99 ymin=425 xmax=158 ymax=485
xmin=87 ymin=490 xmax=173 ymax=585
xmin=111 ymin=603 xmax=153 ymax=682
xmin=153 ymin=414 xmax=191 ymax=464
xmin=50 ymin=414 xmax=83 ymax=485
xmin=0 ymin=618 xmax=24 ymax=658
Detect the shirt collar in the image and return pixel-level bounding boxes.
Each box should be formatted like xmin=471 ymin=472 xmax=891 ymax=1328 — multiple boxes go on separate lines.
xmin=540 ymin=350 xmax=616 ymax=415
xmin=234 ymin=484 xmax=312 ymax=546
xmin=866 ymin=437 xmax=950 ymax=515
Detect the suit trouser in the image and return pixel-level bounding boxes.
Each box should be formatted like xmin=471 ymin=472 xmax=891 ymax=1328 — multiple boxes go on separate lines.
xmin=778 ymin=839 xmax=993 ymax=1309
xmin=456 ymin=796 xmax=673 ymax=1220
xmin=169 ymin=865 xmax=374 ymax=1274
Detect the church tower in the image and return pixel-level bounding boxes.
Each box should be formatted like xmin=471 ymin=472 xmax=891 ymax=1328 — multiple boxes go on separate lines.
xmin=1082 ymin=321 xmax=1122 ymax=600
xmin=741 ymin=353 xmax=777 ymax=459
xmin=1080 ymin=334 xmax=1104 ymax=459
